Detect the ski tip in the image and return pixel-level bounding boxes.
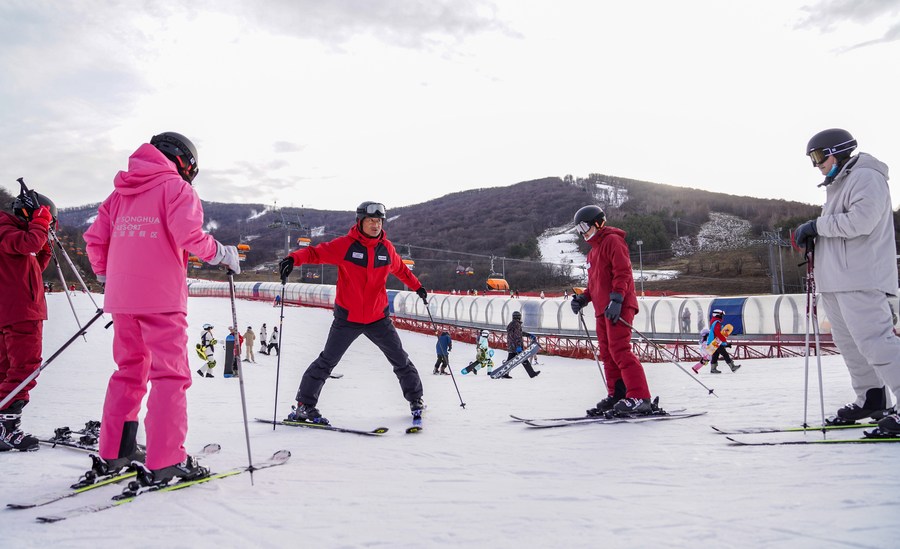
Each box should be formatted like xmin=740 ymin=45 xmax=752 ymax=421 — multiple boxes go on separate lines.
xmin=405 ymin=426 xmax=423 ymax=434
xmin=272 ymin=449 xmax=292 ymax=460
xmin=36 ymin=515 xmax=64 ymax=523
xmin=202 ymin=443 xmax=222 ymax=453
xmin=373 ymin=427 xmax=390 ymax=434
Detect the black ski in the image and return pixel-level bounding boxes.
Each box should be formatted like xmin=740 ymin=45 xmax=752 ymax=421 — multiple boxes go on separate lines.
xmin=36 ymin=449 xmax=290 ymax=523
xmin=726 ymin=429 xmax=900 ymax=446
xmin=8 ymin=443 xmax=221 ymax=510
xmin=512 ymin=408 xmax=689 ymax=424
xmin=523 ymin=411 xmax=706 ymax=429
xmin=256 ymin=418 xmax=388 ymax=436
xmin=712 ymin=422 xmax=877 ymax=435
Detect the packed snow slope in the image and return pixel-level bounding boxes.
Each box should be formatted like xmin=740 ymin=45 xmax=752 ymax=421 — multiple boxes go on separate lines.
xmin=2 ymin=293 xmax=898 ymax=548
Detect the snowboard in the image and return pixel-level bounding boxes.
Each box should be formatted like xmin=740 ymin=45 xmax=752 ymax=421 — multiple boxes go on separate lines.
xmin=461 ymin=349 xmax=494 ymax=375
xmin=490 ymin=341 xmax=541 ymax=379
xmin=224 ymin=337 xmax=236 ymax=377
xmin=704 ymin=324 xmax=733 ymax=355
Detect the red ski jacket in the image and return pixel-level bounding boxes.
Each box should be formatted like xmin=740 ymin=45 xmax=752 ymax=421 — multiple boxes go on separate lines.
xmin=0 ymin=211 xmax=52 ymax=326
xmin=288 ymin=225 xmax=421 ymax=324
xmin=580 ymin=226 xmax=639 ymax=317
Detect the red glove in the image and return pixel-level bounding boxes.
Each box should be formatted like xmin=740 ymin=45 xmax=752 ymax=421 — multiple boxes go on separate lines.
xmin=31 ymin=206 xmax=53 ymax=231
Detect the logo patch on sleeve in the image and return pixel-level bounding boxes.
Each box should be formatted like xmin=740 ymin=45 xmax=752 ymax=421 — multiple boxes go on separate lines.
xmin=352 ymin=252 xmax=364 ymax=259
xmin=377 ymin=255 xmax=388 ymax=261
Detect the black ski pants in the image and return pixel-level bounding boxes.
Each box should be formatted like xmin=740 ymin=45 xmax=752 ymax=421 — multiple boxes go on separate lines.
xmin=297 ymin=316 xmax=423 ymax=407
xmin=711 ymin=345 xmax=733 ymax=365
xmin=506 ymin=351 xmax=539 ymax=377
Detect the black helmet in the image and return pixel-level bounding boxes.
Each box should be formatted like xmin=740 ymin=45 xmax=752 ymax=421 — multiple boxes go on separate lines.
xmin=512 ymin=311 xmax=522 ymax=321
xmin=151 ymin=132 xmax=199 ymax=183
xmin=806 ymin=128 xmax=857 ymax=166
xmin=12 ymin=191 xmax=57 ymax=224
xmin=573 ymin=205 xmax=605 ymax=236
xmin=356 ymin=201 xmax=386 ymax=221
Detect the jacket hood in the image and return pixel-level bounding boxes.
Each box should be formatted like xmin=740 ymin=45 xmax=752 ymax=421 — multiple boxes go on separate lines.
xmin=590 ymin=225 xmax=627 ymax=246
xmin=114 ymin=143 xmax=183 ymax=196
xmin=846 ymin=152 xmax=889 ymax=180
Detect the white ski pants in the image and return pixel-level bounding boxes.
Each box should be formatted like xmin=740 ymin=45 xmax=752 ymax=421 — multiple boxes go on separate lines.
xmin=820 ymin=290 xmax=900 ymax=409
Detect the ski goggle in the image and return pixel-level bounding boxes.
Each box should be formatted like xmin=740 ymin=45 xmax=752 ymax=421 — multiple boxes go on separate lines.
xmin=574 ymin=221 xmax=595 ymax=235
xmin=358 ymin=203 xmax=386 ymax=218
xmin=808 ymin=149 xmax=829 ymax=167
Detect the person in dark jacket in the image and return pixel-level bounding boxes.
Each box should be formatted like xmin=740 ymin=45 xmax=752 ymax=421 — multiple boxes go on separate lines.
xmin=278 ymin=201 xmax=427 ymax=424
xmin=434 ymin=331 xmax=452 ymax=375
xmin=0 ymin=191 xmax=55 ymax=452
xmin=570 ymin=205 xmax=653 ymax=416
xmin=505 ymin=311 xmax=540 ymax=379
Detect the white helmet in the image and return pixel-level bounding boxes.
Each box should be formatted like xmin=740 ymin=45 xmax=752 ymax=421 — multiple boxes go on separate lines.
xmin=711 ymin=309 xmax=724 ymax=318
xmin=481 ymin=330 xmax=489 ymax=337
xmin=203 ymin=323 xmax=213 ymax=330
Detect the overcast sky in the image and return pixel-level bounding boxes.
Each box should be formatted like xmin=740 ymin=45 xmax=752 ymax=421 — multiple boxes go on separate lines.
xmin=1 ymin=0 xmax=899 ymax=213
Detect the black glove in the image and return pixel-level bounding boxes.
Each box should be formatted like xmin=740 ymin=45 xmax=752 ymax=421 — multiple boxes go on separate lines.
xmin=416 ymin=287 xmax=428 ymax=304
xmin=794 ymin=220 xmax=817 ymax=249
xmin=604 ymin=292 xmax=623 ymax=323
xmin=571 ymin=294 xmax=588 ymax=314
xmin=278 ymin=257 xmax=294 ymax=283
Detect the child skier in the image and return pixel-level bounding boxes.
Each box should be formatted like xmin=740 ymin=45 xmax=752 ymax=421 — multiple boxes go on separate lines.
xmin=266 ymin=327 xmax=280 ymax=356
xmin=197 ymin=324 xmax=216 ymax=378
xmin=0 ymin=189 xmax=56 ymax=452
xmin=691 ymin=328 xmax=711 ymax=374
xmin=463 ymin=330 xmax=495 ymax=375
xmin=570 ymin=205 xmax=654 ymax=415
xmin=434 ymin=331 xmax=452 ymax=375
xmin=259 ymin=323 xmax=268 ymax=355
xmin=707 ymin=309 xmax=739 ymax=373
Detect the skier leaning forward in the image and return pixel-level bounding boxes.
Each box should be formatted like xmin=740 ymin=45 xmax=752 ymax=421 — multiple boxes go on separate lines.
xmin=277 ymin=201 xmax=428 ymax=425
xmin=84 ymin=132 xmax=242 ymax=484
xmin=570 ymin=205 xmax=654 ymax=416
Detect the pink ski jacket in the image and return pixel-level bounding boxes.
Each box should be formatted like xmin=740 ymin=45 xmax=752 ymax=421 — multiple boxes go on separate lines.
xmin=84 ymin=144 xmax=218 ymax=314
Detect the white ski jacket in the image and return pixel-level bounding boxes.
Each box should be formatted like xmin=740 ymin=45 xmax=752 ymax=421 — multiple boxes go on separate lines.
xmin=814 ymin=153 xmax=898 ymax=295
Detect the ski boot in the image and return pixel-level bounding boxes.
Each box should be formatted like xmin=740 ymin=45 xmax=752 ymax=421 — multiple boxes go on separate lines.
xmin=433 ymin=367 xmax=440 ymax=375
xmin=709 ymin=361 xmax=722 ymax=374
xmin=0 ymin=400 xmax=39 ymax=452
xmin=440 ymin=366 xmax=450 ymax=375
xmin=286 ymin=403 xmax=330 ymax=425
xmin=587 ymin=395 xmax=621 ymax=417
xmin=727 ymin=360 xmax=741 ymax=372
xmin=691 ymin=359 xmax=708 ymax=374
xmin=875 ymin=412 xmax=900 ymax=436
xmin=612 ymin=397 xmax=653 ymax=415
xmin=133 ymin=455 xmax=209 ymax=488
xmin=828 ymin=387 xmax=890 ymax=425
xmin=410 ymin=397 xmax=425 ymax=417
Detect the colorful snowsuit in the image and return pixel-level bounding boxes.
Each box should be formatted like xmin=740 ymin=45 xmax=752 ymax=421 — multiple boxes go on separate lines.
xmin=84 ymin=143 xmax=219 ymax=470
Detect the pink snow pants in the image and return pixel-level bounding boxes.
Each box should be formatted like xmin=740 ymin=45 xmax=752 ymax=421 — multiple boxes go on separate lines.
xmin=595 ymin=307 xmax=651 ymax=399
xmin=99 ymin=312 xmax=191 ymax=469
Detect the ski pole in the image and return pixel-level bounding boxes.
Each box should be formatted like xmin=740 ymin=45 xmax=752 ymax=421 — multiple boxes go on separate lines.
xmin=272 ymin=281 xmax=287 ymax=430
xmin=49 ymin=228 xmax=104 ymax=313
xmin=577 ymin=310 xmax=607 ymax=386
xmin=226 ymin=269 xmax=255 ymax=483
xmin=48 ymin=243 xmax=85 ymax=341
xmin=800 ymin=245 xmax=826 ymax=429
xmin=422 ymin=298 xmax=466 ymax=409
xmin=619 ymin=319 xmax=718 ymax=397
xmin=0 ymin=308 xmax=104 ymax=410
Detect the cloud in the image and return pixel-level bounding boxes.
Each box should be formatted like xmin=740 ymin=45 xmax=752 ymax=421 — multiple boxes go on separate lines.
xmin=223 ymin=0 xmax=513 ymax=50
xmin=796 ymin=0 xmax=900 ymax=31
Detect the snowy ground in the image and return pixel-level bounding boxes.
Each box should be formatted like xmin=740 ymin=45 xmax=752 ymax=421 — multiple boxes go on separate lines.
xmin=537 ymin=227 xmax=679 ymax=284
xmin=2 ymin=293 xmax=899 ymax=548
